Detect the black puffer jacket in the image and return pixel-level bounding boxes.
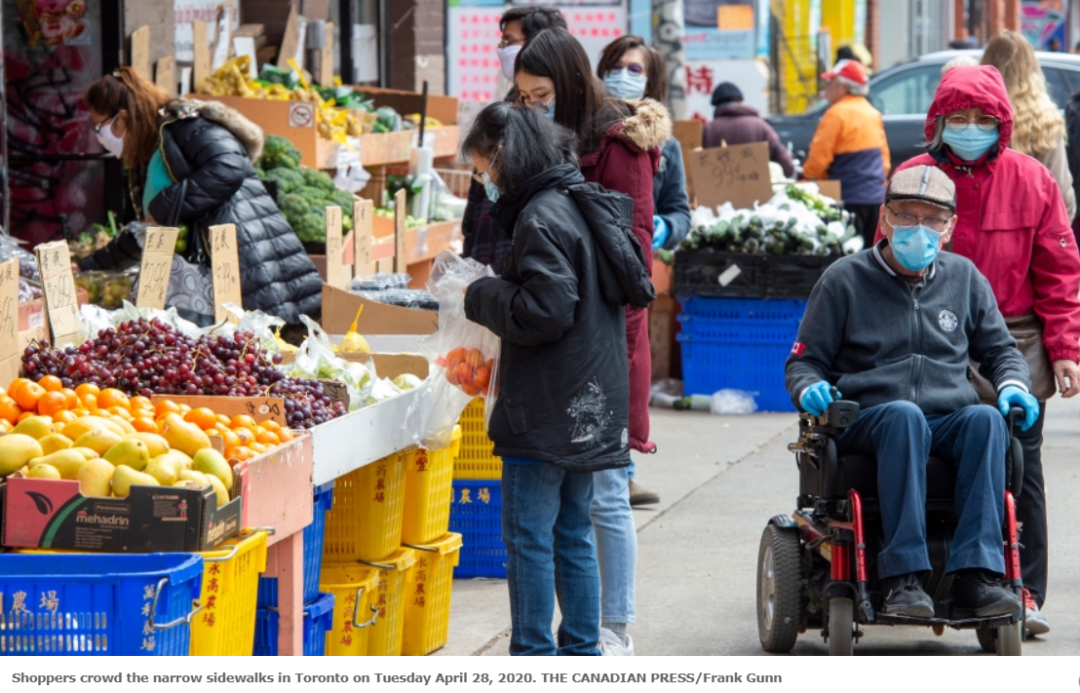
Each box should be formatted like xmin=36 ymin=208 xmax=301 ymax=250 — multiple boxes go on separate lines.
xmin=82 ymin=100 xmax=322 ymax=324
xmin=464 ymin=164 xmax=654 ymax=472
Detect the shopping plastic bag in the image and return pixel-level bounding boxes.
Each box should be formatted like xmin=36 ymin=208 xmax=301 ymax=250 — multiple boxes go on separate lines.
xmin=405 ymin=251 xmax=500 ymax=448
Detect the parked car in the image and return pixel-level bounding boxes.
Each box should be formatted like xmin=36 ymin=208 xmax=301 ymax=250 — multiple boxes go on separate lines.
xmin=766 ymin=49 xmax=1080 ymax=173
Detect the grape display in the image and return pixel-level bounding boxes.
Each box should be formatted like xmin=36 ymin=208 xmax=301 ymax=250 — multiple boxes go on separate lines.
xmin=22 ymin=318 xmax=347 ymax=428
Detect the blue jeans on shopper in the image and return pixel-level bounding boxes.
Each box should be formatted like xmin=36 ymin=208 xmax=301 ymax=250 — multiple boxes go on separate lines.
xmin=501 ymin=460 xmax=601 ymax=656
xmin=590 ymin=466 xmax=637 ymax=625
xmin=837 ymin=401 xmax=1007 ymax=578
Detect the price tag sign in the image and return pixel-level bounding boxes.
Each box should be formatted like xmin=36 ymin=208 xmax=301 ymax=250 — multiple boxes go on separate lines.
xmin=35 ymin=241 xmax=80 ymax=347
xmin=324 ymin=205 xmax=346 ymax=289
xmin=353 ymin=198 xmax=374 ymax=277
xmin=209 ymin=224 xmax=242 ymax=322
xmin=136 ymin=226 xmax=180 ymax=310
xmin=151 ymin=394 xmax=287 ymax=426
xmin=0 ymin=258 xmax=20 ymax=384
xmin=687 ymin=141 xmax=772 ymax=211
xmin=393 ymin=188 xmax=408 ymax=273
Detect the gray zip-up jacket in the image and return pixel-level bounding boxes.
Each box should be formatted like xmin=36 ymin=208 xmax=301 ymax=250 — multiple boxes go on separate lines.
xmin=786 ymin=241 xmax=1031 ymax=415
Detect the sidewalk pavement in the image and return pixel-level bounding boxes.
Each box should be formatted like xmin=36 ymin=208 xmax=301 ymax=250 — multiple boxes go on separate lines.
xmin=438 ymin=396 xmax=1080 ymax=656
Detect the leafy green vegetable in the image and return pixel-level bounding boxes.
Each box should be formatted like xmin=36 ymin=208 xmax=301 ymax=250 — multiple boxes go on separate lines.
xmin=259 ymin=135 xmax=302 ymax=171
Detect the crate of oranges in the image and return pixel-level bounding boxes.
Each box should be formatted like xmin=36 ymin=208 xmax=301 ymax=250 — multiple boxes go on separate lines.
xmin=0 ymin=376 xmax=297 ymax=508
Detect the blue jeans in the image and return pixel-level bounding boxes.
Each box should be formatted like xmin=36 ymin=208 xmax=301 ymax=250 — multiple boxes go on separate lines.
xmin=590 ymin=466 xmax=637 ymax=625
xmin=837 ymin=401 xmax=1007 ymax=578
xmin=501 ymin=462 xmax=601 ymax=656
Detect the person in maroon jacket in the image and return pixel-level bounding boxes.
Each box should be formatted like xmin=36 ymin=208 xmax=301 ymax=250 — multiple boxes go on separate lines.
xmin=516 ymin=26 xmax=671 ymax=656
xmin=702 ymin=82 xmax=795 ymax=178
xmin=883 ymin=65 xmax=1080 ymax=637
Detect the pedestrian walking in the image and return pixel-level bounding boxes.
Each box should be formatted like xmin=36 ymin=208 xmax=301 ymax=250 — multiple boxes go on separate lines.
xmin=982 ymin=30 xmax=1076 ymax=220
xmin=887 ymin=64 xmax=1080 ymax=637
xmin=462 ymin=6 xmax=567 ymax=276
xmin=803 ymin=59 xmax=891 ymax=247
xmin=462 ymin=102 xmax=652 ymax=656
xmin=702 ymin=81 xmax=795 ymax=178
xmin=516 ymin=26 xmax=671 ymax=656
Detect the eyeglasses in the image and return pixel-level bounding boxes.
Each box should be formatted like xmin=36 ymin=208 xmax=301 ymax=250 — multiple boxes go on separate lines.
xmin=497 ymin=37 xmax=525 ymax=49
xmin=886 ymin=205 xmax=951 ymax=233
xmin=91 ymin=114 xmax=118 ymax=134
xmin=944 ymin=114 xmax=999 ymax=132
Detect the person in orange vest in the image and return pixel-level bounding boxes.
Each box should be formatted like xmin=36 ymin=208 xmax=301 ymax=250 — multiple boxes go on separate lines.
xmin=803 ymin=59 xmax=891 ymax=247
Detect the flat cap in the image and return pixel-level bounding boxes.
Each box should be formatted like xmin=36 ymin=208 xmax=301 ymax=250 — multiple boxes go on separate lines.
xmin=885 ymin=165 xmax=956 ymax=211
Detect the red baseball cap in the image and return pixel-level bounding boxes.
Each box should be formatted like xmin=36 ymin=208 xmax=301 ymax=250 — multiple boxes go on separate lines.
xmin=821 ymin=59 xmax=868 ymax=87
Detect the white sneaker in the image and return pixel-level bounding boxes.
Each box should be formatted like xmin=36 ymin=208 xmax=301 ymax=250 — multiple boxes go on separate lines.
xmin=598 ymin=628 xmax=635 ymax=656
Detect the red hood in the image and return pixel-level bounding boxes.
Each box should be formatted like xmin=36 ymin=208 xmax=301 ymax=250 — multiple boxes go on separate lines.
xmin=924 ymin=65 xmax=1013 ymax=155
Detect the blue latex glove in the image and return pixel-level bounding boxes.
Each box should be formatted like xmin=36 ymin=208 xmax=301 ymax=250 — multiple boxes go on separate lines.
xmin=998 ymin=385 xmax=1039 ymax=431
xmin=800 ymin=381 xmax=838 ymax=417
xmin=652 ymin=215 xmax=670 ymax=249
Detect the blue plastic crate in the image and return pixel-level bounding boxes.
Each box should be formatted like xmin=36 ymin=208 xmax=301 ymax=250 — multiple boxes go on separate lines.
xmin=253 ymin=592 xmax=335 ymax=656
xmin=678 ymin=296 xmax=807 ymax=323
xmin=258 ymin=481 xmax=334 ymax=608
xmin=448 ymin=480 xmax=506 ymax=578
xmin=0 ymin=553 xmax=203 ymax=656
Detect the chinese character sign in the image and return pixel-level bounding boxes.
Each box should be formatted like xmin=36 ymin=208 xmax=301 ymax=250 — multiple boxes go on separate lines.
xmin=447 ymin=5 xmax=628 ymax=104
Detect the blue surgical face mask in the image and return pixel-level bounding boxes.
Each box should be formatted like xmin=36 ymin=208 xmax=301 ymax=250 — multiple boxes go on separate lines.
xmin=941 ymin=125 xmax=999 ymax=162
xmin=890 ymin=224 xmax=945 ymax=272
xmin=603 ymin=68 xmax=647 ymax=101
xmin=542 ymin=98 xmax=556 ymax=120
xmin=481 ymin=171 xmax=500 ymax=203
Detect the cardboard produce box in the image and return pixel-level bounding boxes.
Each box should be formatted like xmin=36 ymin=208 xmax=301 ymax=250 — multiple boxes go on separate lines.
xmin=0 ymin=476 xmax=241 ymax=553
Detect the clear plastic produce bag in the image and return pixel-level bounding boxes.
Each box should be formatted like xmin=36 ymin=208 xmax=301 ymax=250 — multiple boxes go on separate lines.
xmin=404 ymin=251 xmax=500 ymax=449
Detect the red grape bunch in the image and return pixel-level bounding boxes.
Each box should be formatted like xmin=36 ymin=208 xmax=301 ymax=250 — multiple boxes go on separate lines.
xmin=22 ymin=318 xmax=346 ymax=428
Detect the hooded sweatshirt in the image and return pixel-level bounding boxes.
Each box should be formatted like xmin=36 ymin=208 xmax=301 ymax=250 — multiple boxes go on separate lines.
xmin=888 ymin=65 xmax=1080 ymax=364
xmin=465 ymin=164 xmax=654 ymax=472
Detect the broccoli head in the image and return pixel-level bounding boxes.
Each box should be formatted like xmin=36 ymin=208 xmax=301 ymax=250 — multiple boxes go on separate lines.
xmin=292 ymin=209 xmax=327 ymax=243
xmin=328 ymin=188 xmax=355 ymax=211
xmin=263 ymin=167 xmax=305 ymax=195
xmin=259 ymin=135 xmax=302 ymax=171
xmin=301 ymin=167 xmax=337 ymax=192
xmin=293 ymin=186 xmax=331 ymax=208
xmin=278 ymin=192 xmax=311 ymax=222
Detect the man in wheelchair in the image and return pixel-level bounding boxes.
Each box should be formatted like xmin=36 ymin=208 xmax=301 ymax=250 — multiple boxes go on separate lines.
xmin=785 ymin=165 xmax=1039 ymax=620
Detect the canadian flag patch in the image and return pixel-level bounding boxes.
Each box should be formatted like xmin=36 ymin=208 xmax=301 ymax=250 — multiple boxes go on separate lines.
xmin=791 ymin=342 xmax=806 ymax=356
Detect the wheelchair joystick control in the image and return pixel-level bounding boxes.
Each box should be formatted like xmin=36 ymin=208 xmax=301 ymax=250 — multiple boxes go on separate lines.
xmin=821 ymin=400 xmax=859 ymax=429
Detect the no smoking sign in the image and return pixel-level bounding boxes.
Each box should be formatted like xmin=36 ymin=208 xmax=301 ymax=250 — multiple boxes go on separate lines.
xmin=288 ymin=102 xmax=315 ymax=128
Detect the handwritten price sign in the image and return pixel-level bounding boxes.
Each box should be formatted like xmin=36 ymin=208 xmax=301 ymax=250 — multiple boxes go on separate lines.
xmin=35 ymin=241 xmax=80 ymax=347
xmin=136 ymin=226 xmax=180 ymax=310
xmin=687 ymin=141 xmax=772 ymax=211
xmin=0 ymin=258 xmax=19 ymax=383
xmin=324 ymin=205 xmax=346 ymax=289
xmin=353 ymin=198 xmax=374 ymax=277
xmin=209 ymin=224 xmax=242 ymax=322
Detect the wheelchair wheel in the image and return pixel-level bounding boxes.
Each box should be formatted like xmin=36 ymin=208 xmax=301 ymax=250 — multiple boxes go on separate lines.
xmin=976 ymin=620 xmax=1023 ymax=656
xmin=828 ymin=598 xmax=854 ymax=656
xmin=996 ymin=620 xmax=1022 ymax=656
xmin=757 ymin=523 xmax=803 ymax=653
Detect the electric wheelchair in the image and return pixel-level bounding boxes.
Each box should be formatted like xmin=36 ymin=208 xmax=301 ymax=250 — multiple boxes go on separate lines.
xmin=756 ymin=397 xmax=1026 ymax=656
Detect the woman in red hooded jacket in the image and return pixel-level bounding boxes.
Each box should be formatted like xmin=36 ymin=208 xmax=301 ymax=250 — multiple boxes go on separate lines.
xmin=885 ymin=64 xmax=1080 ymax=637
xmin=515 ymin=26 xmax=670 ymax=655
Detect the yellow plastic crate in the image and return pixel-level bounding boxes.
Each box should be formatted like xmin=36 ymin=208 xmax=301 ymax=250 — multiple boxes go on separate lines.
xmin=361 ymin=547 xmax=416 ymax=656
xmin=319 ymin=563 xmax=380 ymax=656
xmin=324 ymin=450 xmax=407 ymax=563
xmin=402 ymin=426 xmax=462 ymax=545
xmin=453 ymin=398 xmax=502 ymax=479
xmin=402 ymin=532 xmax=462 ymax=656
xmin=190 ymin=529 xmax=270 ymax=656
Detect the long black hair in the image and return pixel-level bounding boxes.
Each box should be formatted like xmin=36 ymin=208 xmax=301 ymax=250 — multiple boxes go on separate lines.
xmin=461 ymin=101 xmax=577 ymax=195
xmin=515 ymin=27 xmax=626 ymax=154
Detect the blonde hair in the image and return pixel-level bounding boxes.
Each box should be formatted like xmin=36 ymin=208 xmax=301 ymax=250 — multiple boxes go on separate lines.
xmin=981 ymin=30 xmax=1064 ymax=156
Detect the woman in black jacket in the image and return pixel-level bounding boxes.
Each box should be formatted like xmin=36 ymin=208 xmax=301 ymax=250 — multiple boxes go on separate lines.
xmin=463 ymin=102 xmax=652 ymax=656
xmin=81 ymin=68 xmax=322 ymax=326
